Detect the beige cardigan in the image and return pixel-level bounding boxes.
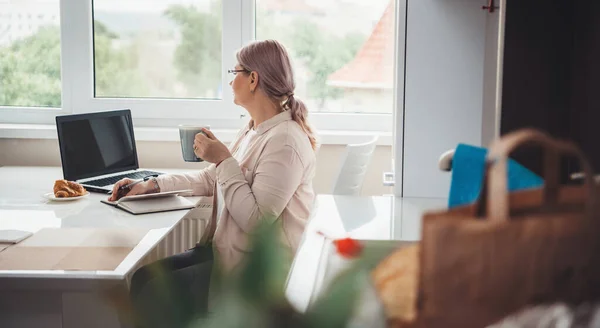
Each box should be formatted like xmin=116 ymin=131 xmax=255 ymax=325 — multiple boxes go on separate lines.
xmin=156 ymin=111 xmax=316 ymax=271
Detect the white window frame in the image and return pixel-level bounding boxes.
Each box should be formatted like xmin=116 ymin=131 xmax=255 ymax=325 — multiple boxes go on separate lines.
xmin=68 ymin=0 xmax=244 ymax=122
xmin=0 ymin=0 xmax=399 ymax=133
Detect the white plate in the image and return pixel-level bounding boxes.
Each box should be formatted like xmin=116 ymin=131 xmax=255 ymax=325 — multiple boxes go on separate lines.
xmin=43 ymin=191 xmax=90 ymax=201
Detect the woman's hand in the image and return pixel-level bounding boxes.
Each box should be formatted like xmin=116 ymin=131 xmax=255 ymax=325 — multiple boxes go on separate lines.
xmin=194 ymin=128 xmax=232 ymax=165
xmin=108 ymin=178 xmax=154 ymax=201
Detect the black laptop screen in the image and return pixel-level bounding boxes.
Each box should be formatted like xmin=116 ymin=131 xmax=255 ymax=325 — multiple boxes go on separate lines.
xmin=56 ymin=110 xmax=138 ymax=181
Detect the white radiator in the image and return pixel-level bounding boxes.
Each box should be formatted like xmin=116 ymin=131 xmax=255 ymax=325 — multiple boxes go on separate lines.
xmin=132 ymin=203 xmax=212 ymax=273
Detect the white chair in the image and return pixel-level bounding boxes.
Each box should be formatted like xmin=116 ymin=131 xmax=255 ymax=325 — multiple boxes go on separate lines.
xmin=331 ymin=136 xmax=379 ymax=195
xmin=438 ymin=149 xmax=455 ymax=171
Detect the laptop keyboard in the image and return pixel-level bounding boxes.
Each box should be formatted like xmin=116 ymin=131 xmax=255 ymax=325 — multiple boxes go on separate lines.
xmin=84 ymin=170 xmax=164 ymax=187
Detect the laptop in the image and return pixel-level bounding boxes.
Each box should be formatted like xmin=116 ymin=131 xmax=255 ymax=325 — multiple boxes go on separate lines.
xmin=56 ymin=109 xmax=164 ymax=193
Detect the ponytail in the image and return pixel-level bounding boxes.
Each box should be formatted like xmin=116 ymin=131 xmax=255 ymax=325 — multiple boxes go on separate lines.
xmin=286 ymin=95 xmax=318 ymax=151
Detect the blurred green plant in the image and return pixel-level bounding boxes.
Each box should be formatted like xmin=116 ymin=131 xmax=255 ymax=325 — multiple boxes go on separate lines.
xmin=104 ymin=219 xmax=393 ymax=328
xmin=186 ymin=221 xmax=391 ymax=328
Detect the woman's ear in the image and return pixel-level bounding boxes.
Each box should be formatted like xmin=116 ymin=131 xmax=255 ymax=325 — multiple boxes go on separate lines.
xmin=249 ymin=72 xmax=258 ymax=93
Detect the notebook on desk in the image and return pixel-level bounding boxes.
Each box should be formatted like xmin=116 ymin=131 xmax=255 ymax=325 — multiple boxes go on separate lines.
xmin=55 ymin=109 xmax=165 ymax=193
xmin=0 ymin=230 xmax=33 ymax=244
xmin=101 ymin=190 xmax=196 ymax=215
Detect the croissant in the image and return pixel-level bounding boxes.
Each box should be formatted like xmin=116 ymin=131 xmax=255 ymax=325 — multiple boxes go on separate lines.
xmin=53 ymin=180 xmax=87 ymax=198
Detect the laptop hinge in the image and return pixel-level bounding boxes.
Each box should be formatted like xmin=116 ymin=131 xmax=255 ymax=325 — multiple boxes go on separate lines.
xmin=78 ymin=169 xmax=138 ymax=183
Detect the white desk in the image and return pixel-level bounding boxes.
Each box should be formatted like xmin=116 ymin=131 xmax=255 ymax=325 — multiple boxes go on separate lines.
xmin=285 ymin=195 xmax=447 ymax=313
xmin=0 ymin=166 xmax=207 ymax=328
xmin=0 ymin=166 xmax=448 ymax=327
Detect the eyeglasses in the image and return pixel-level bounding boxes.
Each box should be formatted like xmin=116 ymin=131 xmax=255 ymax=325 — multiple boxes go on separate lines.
xmin=228 ymin=69 xmax=250 ymax=75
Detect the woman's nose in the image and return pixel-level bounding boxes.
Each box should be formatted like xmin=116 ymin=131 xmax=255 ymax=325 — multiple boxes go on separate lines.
xmin=229 ymin=80 xmax=233 ymax=86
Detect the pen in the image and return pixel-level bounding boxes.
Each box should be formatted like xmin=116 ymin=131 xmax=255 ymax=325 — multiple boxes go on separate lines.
xmin=120 ymin=174 xmax=159 ymax=191
xmin=119 ymin=179 xmax=145 ymax=191
xmin=113 ymin=174 xmax=159 ymax=197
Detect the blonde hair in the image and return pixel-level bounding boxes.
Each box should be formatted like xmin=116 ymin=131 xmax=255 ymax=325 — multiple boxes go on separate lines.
xmin=236 ymin=40 xmax=318 ymax=151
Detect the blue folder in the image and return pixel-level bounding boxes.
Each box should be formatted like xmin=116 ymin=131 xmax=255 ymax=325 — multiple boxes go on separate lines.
xmin=448 ymin=144 xmax=544 ymax=208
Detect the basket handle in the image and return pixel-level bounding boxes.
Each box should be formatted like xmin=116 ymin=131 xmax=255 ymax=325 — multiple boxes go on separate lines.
xmin=481 ymin=129 xmax=595 ymax=222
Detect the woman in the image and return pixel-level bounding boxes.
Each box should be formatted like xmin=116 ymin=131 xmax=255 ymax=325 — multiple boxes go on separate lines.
xmin=110 ymin=39 xmax=317 ymax=327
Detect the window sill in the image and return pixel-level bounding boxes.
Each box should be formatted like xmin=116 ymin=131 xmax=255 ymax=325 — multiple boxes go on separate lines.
xmin=0 ymin=124 xmax=392 ymax=146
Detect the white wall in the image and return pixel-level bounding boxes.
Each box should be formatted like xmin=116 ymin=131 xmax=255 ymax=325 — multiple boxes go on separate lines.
xmin=0 ymin=139 xmax=392 ymax=196
xmin=401 ymin=0 xmax=487 ymax=198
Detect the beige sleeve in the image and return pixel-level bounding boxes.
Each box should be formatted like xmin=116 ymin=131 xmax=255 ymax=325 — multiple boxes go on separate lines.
xmin=216 ymin=144 xmax=305 ymax=233
xmin=155 ymin=165 xmax=217 ymax=196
